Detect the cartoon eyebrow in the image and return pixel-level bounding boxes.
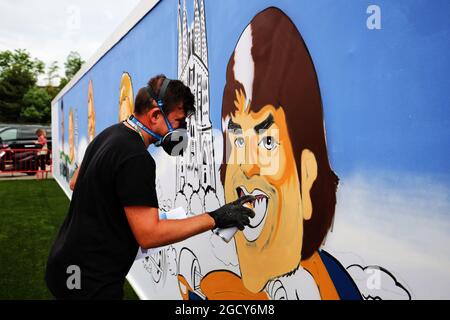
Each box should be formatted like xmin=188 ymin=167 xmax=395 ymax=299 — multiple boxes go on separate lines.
xmin=228 ymin=118 xmax=242 ymax=133
xmin=254 ymin=114 xmax=274 ymax=133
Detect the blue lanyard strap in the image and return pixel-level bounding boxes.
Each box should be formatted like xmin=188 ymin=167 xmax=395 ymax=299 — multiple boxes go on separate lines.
xmin=156 ymin=100 xmax=174 ymax=131
xmin=128 ymin=115 xmax=163 ymax=141
xmin=125 ymin=119 xmax=145 ymax=143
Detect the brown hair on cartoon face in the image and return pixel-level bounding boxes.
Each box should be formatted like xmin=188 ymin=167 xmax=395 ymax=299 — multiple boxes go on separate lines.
xmin=221 ymin=7 xmax=338 ymax=292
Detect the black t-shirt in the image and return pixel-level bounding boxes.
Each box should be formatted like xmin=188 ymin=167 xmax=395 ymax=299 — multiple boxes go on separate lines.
xmin=45 ymin=123 xmax=158 ymax=299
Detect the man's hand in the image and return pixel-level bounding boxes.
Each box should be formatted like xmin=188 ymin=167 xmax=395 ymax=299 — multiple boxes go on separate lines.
xmin=207 ymin=195 xmax=256 ymax=230
xmin=69 ymin=167 xmax=80 ymax=191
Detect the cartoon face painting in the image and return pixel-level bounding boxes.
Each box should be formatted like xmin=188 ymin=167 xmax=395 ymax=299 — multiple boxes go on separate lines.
xmin=223 ymin=91 xmax=307 ymax=293
xmin=69 ymin=107 xmax=74 ymax=163
xmin=119 ymin=73 xmax=134 ymax=122
xmin=88 ymin=80 xmax=96 ymax=142
xmin=221 ymin=7 xmax=338 ymax=294
xmin=60 ymin=101 xmax=64 ymax=153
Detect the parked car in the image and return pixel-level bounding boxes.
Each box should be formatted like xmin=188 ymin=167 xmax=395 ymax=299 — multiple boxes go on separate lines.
xmin=0 ymin=124 xmax=52 ymax=175
xmin=0 ymin=124 xmax=52 ymax=150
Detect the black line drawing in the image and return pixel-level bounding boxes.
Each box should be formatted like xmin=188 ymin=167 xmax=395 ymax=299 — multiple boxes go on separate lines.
xmin=141 ymin=245 xmax=178 ymax=286
xmin=346 ymin=264 xmax=412 ymax=300
xmin=267 ymin=280 xmax=288 ymax=300
xmin=177 ymin=247 xmax=206 ymax=299
xmin=142 ymin=249 xmax=166 ymax=284
xmin=175 ymin=0 xmax=222 ymax=215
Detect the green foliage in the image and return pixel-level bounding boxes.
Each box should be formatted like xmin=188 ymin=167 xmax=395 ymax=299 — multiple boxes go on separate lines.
xmin=20 ymin=87 xmax=52 ymax=123
xmin=64 ymin=51 xmax=84 ymax=80
xmin=45 ymin=85 xmax=59 ymax=101
xmin=58 ymin=51 xmax=84 ymax=91
xmin=44 ymin=61 xmax=61 ymax=100
xmin=45 ymin=61 xmax=60 ymax=86
xmin=58 ymin=77 xmax=69 ymax=91
xmin=0 ymin=49 xmax=44 ymax=79
xmin=20 ymin=106 xmax=41 ymax=122
xmin=0 ymin=49 xmax=45 ymax=122
xmin=0 ymin=50 xmax=83 ymax=124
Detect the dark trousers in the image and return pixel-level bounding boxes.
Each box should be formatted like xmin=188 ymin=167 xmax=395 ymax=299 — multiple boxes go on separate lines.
xmin=38 ymin=154 xmax=46 ymax=171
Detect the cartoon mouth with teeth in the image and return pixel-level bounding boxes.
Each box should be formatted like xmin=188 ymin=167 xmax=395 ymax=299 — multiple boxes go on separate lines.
xmin=236 ymin=186 xmax=269 ymax=242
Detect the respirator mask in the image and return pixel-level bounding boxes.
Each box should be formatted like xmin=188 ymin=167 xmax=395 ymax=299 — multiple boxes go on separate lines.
xmin=128 ymin=78 xmax=189 ymax=156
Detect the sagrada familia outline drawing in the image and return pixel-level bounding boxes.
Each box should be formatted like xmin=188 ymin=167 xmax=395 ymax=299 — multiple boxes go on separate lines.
xmin=176 ymin=0 xmax=217 ymax=196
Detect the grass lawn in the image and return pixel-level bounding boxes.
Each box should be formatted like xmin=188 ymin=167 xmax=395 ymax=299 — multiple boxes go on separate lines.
xmin=0 ymin=179 xmax=139 ymax=300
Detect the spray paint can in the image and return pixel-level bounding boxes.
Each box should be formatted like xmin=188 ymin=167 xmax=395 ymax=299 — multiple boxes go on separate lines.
xmin=213 ymin=226 xmax=238 ymax=243
xmin=214 ymin=201 xmax=253 ymax=243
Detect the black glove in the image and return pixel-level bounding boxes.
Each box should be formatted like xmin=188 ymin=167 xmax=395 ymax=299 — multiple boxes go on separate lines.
xmin=208 ymin=195 xmax=256 ymax=230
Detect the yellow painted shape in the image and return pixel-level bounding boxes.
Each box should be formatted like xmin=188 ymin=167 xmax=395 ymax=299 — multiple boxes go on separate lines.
xmin=119 ymin=73 xmax=134 ymax=122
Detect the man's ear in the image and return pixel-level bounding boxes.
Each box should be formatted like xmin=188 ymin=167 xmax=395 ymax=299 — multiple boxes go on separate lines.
xmin=147 ymin=107 xmax=160 ymax=125
xmin=301 ymin=149 xmax=318 ymax=221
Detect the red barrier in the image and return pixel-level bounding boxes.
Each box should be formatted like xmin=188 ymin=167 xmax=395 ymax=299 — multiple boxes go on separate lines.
xmin=0 ymin=148 xmax=52 ymax=179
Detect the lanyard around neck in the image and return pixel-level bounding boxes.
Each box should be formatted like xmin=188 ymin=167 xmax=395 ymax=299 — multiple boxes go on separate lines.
xmin=125 ymin=118 xmax=146 ymax=143
xmin=127 ymin=115 xmax=164 ymax=142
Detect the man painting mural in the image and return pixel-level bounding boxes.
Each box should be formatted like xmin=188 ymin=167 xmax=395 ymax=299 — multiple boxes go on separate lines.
xmin=196 ymin=7 xmax=361 ymax=300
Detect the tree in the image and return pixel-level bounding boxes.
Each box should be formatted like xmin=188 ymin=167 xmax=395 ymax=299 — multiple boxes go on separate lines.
xmin=20 ymin=87 xmax=52 ymax=123
xmin=64 ymin=51 xmax=84 ymax=79
xmin=65 ymin=51 xmax=84 ymax=80
xmin=45 ymin=61 xmax=60 ymax=100
xmin=0 ymin=49 xmax=44 ymax=79
xmin=0 ymin=49 xmax=45 ymax=122
xmin=58 ymin=77 xmax=69 ymax=91
xmin=45 ymin=61 xmax=60 ymax=86
xmin=58 ymin=51 xmax=84 ymax=91
xmin=0 ymin=50 xmax=83 ymax=123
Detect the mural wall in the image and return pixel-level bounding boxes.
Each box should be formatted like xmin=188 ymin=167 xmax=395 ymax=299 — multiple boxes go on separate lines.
xmin=51 ymin=0 xmax=450 ymax=299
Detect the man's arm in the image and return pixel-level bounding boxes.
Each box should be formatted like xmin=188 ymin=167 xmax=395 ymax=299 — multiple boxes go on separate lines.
xmin=124 ymin=206 xmax=215 ymax=249
xmin=69 ymin=167 xmax=80 ymax=190
xmin=125 ymin=195 xmax=256 ymax=249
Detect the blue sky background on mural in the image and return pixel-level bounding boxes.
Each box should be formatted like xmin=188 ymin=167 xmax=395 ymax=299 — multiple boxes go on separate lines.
xmin=58 ymin=0 xmax=450 ymax=188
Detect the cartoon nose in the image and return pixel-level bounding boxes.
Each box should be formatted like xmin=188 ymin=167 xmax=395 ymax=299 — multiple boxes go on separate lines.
xmin=239 ymin=137 xmax=260 ymax=178
xmin=240 ymin=162 xmax=260 ymax=178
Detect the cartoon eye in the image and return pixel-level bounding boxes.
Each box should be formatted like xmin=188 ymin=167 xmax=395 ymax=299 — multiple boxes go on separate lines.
xmin=259 ymin=136 xmax=278 ymax=151
xmin=234 ymin=137 xmax=245 ymax=148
